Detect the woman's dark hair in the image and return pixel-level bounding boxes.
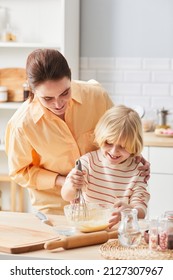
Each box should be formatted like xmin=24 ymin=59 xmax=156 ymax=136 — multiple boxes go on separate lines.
xmin=26 ymin=48 xmax=71 ymax=99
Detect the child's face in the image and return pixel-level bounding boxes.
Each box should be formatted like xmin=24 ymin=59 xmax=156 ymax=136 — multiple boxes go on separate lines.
xmin=101 ymin=141 xmax=131 ymax=165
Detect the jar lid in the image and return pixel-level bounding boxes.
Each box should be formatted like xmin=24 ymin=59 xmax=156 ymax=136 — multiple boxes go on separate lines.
xmin=164 ymin=211 xmax=173 ymax=220
xmin=0 ymin=86 xmax=7 ymax=92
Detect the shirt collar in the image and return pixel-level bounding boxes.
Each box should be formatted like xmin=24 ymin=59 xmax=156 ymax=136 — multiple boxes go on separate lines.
xmin=71 ymin=80 xmax=82 ymax=104
xmin=31 ymin=97 xmax=45 ymax=123
xmin=31 ymin=80 xmax=82 ymax=123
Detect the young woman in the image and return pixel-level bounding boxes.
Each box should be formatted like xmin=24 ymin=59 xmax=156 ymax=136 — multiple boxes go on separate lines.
xmin=61 ymin=105 xmax=150 ymax=227
xmin=5 ymin=49 xmax=150 ymax=214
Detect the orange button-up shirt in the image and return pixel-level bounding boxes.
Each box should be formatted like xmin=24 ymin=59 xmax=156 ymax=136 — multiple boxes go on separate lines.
xmin=5 ymin=80 xmax=113 ymax=214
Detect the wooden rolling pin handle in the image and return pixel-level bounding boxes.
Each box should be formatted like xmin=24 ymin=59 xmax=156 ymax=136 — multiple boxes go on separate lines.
xmin=44 ymin=230 xmax=117 ymax=250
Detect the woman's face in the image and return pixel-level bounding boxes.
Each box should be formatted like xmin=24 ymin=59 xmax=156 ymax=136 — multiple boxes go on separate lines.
xmin=101 ymin=141 xmax=131 ymax=165
xmin=35 ymin=77 xmax=71 ymax=117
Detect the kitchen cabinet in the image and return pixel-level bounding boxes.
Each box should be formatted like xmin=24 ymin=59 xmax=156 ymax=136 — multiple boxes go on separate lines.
xmin=0 ymin=102 xmax=32 ymax=212
xmin=0 ymin=0 xmax=79 ymax=212
xmin=143 ymin=145 xmax=173 ymax=219
xmin=0 ymin=0 xmax=79 ymax=79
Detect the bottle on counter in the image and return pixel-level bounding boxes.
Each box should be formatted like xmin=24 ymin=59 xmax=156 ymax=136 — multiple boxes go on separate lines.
xmin=118 ymin=208 xmax=141 ymax=248
xmin=156 ymin=108 xmax=170 ymax=129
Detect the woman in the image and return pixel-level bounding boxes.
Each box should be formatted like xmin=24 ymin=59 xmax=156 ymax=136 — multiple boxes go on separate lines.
xmin=5 ymin=49 xmax=150 ymax=214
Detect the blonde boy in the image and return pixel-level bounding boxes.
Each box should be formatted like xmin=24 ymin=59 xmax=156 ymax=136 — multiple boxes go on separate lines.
xmin=61 ymin=105 xmax=150 ymax=227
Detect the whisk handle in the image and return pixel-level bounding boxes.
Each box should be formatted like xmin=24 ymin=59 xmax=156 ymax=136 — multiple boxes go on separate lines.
xmin=76 ymin=159 xmax=82 ymax=171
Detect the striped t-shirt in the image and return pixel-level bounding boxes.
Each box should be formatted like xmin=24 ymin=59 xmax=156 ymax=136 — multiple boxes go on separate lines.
xmin=80 ymin=149 xmax=150 ymax=215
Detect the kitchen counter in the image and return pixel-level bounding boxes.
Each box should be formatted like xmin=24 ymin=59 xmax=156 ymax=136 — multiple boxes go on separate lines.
xmin=143 ymin=132 xmax=173 ymax=147
xmin=0 ymin=211 xmax=111 ymax=260
xmin=1 ymin=212 xmax=173 ymax=260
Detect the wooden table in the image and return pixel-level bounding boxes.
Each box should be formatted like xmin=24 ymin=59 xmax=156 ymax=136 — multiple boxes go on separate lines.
xmin=1 ymin=212 xmax=172 ymax=261
xmin=0 ymin=211 xmax=108 ymax=260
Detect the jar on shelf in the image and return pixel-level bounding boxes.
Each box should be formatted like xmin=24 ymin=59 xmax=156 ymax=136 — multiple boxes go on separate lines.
xmin=23 ymin=82 xmax=30 ymax=101
xmin=1 ymin=21 xmax=17 ymax=42
xmin=0 ymin=86 xmax=8 ymax=102
xmin=0 ymin=6 xmax=8 ymax=40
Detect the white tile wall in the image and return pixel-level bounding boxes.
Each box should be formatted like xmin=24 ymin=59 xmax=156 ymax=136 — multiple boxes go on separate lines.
xmin=80 ymin=57 xmax=173 ymax=127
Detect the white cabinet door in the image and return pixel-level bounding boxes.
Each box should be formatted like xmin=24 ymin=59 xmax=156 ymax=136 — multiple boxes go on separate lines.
xmin=148 ymin=174 xmax=173 ymax=218
xmin=142 ymin=146 xmax=149 ymax=161
xmin=147 ymin=146 xmax=173 ymax=219
xmin=150 ymin=147 xmax=173 ymax=174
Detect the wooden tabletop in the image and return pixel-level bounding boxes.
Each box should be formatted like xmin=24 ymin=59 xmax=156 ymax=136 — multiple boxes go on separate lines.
xmin=144 ymin=132 xmax=173 ymax=147
xmin=0 ymin=211 xmax=110 ymax=260
xmin=1 ymin=212 xmax=172 ymax=260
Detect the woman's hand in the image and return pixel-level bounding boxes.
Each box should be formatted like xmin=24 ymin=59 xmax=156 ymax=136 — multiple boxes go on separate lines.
xmin=109 ymin=200 xmax=132 ymax=229
xmin=135 ymin=155 xmax=150 ymax=183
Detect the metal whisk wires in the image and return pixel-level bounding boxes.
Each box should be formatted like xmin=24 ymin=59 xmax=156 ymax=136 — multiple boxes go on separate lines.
xmin=71 ymin=159 xmax=88 ymax=221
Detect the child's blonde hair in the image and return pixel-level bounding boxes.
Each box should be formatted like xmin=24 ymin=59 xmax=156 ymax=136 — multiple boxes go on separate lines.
xmin=94 ymin=105 xmax=143 ymax=156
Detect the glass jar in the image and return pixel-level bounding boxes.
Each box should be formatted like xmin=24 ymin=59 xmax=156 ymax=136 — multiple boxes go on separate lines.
xmin=0 ymin=86 xmax=8 ymax=102
xmin=164 ymin=211 xmax=173 ymax=249
xmin=158 ymin=218 xmax=167 ymax=251
xmin=149 ymin=219 xmax=158 ymax=250
xmin=23 ymin=82 xmax=30 ymax=101
xmin=118 ymin=208 xmax=141 ymax=248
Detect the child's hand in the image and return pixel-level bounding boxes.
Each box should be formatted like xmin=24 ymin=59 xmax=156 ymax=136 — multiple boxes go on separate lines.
xmin=108 ymin=200 xmax=133 ymax=229
xmin=66 ymin=168 xmax=86 ymax=190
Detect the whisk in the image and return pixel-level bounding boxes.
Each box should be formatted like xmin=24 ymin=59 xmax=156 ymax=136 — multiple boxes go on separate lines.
xmin=71 ymin=159 xmax=88 ymax=221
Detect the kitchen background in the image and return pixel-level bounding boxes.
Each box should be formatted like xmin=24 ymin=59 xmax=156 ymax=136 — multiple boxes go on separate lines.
xmin=0 ymin=0 xmax=173 ymax=122
xmin=79 ymin=0 xmax=173 ymax=126
xmin=0 ymin=0 xmax=173 ymax=214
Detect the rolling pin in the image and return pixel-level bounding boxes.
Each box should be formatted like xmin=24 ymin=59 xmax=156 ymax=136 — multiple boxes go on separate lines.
xmin=44 ymin=230 xmax=117 ymax=250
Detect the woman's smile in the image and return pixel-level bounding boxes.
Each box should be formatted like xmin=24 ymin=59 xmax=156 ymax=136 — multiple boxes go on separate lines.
xmin=35 ymin=78 xmax=71 ymax=117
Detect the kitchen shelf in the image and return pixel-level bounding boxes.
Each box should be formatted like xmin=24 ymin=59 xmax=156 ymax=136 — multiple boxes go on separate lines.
xmin=0 ymin=0 xmax=79 ymax=213
xmin=0 ymin=42 xmax=61 ymax=49
xmin=0 ymin=102 xmax=22 ymax=109
xmin=0 ymin=0 xmax=79 ymax=79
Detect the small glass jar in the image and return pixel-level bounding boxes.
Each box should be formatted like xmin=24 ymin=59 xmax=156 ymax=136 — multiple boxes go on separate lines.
xmin=164 ymin=211 xmax=173 ymax=249
xmin=158 ymin=218 xmax=167 ymax=251
xmin=23 ymin=82 xmax=30 ymax=101
xmin=118 ymin=208 xmax=141 ymax=248
xmin=0 ymin=86 xmax=8 ymax=102
xmin=149 ymin=219 xmax=158 ymax=251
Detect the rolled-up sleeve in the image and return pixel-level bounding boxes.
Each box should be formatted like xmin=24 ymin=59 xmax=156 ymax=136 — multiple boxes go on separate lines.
xmin=5 ymin=124 xmax=57 ymax=190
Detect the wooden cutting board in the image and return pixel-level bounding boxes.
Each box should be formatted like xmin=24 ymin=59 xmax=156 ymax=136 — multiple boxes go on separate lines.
xmin=0 ymin=225 xmax=60 ymax=254
xmin=0 ymin=212 xmax=60 ymax=254
xmin=0 ymin=68 xmax=26 ymax=101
